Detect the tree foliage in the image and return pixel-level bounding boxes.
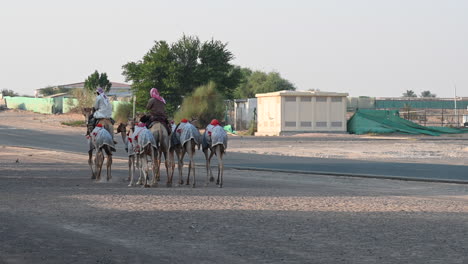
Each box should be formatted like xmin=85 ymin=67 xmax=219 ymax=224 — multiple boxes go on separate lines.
xmin=402 ymin=90 xmax=417 ymax=98
xmin=420 ymin=90 xmax=436 ymax=98
xmin=1 ymin=89 xmax=18 ymax=97
xmin=40 ymin=86 xmax=70 ymax=96
xmin=233 ymin=69 xmax=295 ymax=98
xmin=173 ymin=82 xmax=225 ymax=127
xmin=84 ymin=70 xmax=112 ymax=92
xmin=122 ymin=35 xmax=240 ymax=117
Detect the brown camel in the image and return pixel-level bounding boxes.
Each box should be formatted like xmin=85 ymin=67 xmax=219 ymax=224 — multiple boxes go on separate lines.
xmin=149 ymin=122 xmax=174 ymax=187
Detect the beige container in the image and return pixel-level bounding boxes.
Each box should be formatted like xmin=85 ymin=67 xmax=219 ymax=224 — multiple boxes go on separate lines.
xmin=255 ymin=90 xmax=348 ymax=136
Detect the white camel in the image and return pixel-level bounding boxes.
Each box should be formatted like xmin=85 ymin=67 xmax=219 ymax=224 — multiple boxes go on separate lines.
xmin=202 ymin=120 xmax=228 ymax=188
xmin=131 ymin=123 xmax=158 ymax=187
xmin=116 ymin=121 xmax=137 ymax=186
xmin=88 ymin=124 xmax=116 ymax=181
xmin=170 ymin=120 xmax=201 ymax=187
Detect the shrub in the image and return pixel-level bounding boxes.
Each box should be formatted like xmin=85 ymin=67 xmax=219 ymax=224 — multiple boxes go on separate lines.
xmin=174 ymin=82 xmax=225 ymax=127
xmin=114 ymin=102 xmax=133 ymax=123
xmin=68 ymin=88 xmax=95 ymax=113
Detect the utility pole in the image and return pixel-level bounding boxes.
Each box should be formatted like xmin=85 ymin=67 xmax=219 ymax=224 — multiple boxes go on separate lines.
xmin=132 ymin=94 xmax=136 ymax=119
xmin=454 ymin=84 xmax=458 ymax=127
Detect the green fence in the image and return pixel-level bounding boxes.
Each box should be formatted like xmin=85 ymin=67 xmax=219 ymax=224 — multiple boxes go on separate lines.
xmin=375 ymin=99 xmax=468 ymax=109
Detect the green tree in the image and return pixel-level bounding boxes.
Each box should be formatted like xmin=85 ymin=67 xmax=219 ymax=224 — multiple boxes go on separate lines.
xmin=122 ymin=35 xmax=240 ymax=116
xmin=234 ymin=69 xmax=295 ymax=98
xmin=420 ymin=90 xmax=436 ymax=98
xmin=122 ymin=41 xmax=180 ymax=116
xmin=1 ymin=89 xmax=18 ymax=97
xmin=40 ymin=86 xmax=70 ymax=96
xmin=402 ymin=90 xmax=417 ymax=97
xmin=84 ymin=70 xmax=112 ymax=92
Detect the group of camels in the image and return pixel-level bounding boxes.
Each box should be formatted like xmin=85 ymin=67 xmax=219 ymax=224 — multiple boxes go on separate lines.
xmin=85 ymin=110 xmax=228 ymax=188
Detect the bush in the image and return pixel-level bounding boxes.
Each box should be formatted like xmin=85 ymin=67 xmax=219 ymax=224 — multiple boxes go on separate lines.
xmin=114 ymin=102 xmax=133 ymax=123
xmin=247 ymin=120 xmax=257 ymax=135
xmin=68 ymin=88 xmax=95 ymax=113
xmin=174 ymin=82 xmax=225 ymax=127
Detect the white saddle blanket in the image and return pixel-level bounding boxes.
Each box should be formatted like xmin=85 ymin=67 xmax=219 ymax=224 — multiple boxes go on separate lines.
xmin=132 ymin=126 xmax=156 ymax=154
xmin=177 ymin=122 xmax=201 ymax=145
xmin=204 ymin=124 xmax=228 ymax=149
xmin=90 ymin=127 xmax=116 ymax=152
xmin=126 ymin=135 xmax=135 ymax=157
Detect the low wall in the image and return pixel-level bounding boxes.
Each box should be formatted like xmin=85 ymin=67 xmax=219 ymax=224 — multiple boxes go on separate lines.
xmin=5 ymin=97 xmax=130 ymax=117
xmin=4 ymin=96 xmax=55 ymax=114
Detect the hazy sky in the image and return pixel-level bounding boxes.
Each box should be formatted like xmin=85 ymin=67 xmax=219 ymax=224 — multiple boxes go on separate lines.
xmin=1 ymin=0 xmax=467 ymax=98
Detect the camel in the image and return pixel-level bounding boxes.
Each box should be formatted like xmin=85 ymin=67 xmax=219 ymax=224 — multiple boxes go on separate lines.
xmin=87 ymin=123 xmax=115 ymax=181
xmin=170 ymin=120 xmax=201 ymax=187
xmin=131 ymin=124 xmax=158 ymax=187
xmin=148 ymin=121 xmax=174 ymax=187
xmin=202 ymin=121 xmax=228 ymax=188
xmin=116 ymin=121 xmax=137 ymax=186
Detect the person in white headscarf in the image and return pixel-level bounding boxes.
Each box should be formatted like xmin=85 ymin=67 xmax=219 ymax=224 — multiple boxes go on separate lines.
xmin=88 ymin=87 xmax=115 ymax=142
xmin=93 ymin=87 xmax=113 ymax=119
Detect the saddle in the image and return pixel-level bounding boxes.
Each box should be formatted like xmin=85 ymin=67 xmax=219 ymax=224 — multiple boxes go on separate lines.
xmin=141 ymin=115 xmax=171 ymax=135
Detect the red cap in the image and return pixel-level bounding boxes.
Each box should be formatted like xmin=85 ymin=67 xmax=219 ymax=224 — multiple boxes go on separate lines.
xmin=210 ymin=119 xmax=220 ymax=126
xmin=96 ymin=123 xmax=103 ymax=127
xmin=181 ymin=118 xmax=188 ymax=123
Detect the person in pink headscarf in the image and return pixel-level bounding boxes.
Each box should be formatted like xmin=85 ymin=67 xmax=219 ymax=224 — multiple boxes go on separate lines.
xmin=143 ymin=88 xmax=170 ymax=133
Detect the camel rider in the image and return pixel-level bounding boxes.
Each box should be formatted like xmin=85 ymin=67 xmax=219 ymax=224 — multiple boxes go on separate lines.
xmin=90 ymin=87 xmax=115 ymax=141
xmin=143 ymin=88 xmax=171 ymax=134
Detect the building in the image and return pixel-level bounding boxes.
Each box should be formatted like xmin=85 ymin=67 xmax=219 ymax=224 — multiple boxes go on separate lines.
xmin=255 ymin=90 xmax=348 ymax=136
xmin=233 ymin=98 xmax=257 ymax=131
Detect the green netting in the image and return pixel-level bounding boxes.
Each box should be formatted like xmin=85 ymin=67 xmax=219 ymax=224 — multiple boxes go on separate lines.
xmin=347 ymin=109 xmax=466 ymax=136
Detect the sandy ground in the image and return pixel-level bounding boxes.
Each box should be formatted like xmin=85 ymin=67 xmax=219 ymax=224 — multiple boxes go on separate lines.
xmin=2 ymin=109 xmax=467 ymax=165
xmin=1 ymin=146 xmax=467 ymax=263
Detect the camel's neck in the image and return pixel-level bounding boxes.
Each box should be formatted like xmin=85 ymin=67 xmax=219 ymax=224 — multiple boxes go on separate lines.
xmin=120 ymin=130 xmax=128 ymax=145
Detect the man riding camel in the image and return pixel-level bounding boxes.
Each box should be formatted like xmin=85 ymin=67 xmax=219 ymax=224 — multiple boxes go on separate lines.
xmin=87 ymin=87 xmax=116 ymax=142
xmin=141 ymin=88 xmax=171 ymax=134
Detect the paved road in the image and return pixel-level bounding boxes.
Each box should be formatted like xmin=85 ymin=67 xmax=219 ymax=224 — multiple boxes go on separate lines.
xmin=0 ymin=125 xmax=467 ymax=183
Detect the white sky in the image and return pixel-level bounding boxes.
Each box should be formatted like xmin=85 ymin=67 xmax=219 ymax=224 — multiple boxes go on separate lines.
xmin=1 ymin=0 xmax=467 ymax=98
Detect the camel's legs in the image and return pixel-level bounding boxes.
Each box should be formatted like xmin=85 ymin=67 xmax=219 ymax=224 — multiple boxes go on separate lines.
xmin=106 ymin=153 xmax=112 ymax=181
xmin=88 ymin=149 xmax=96 ymax=179
xmin=155 ymin=149 xmax=162 ymax=182
xmin=215 ymin=146 xmax=224 ymax=188
xmin=96 ymin=149 xmax=104 ymax=181
xmin=162 ymin=150 xmax=172 ymax=187
xmin=136 ymin=155 xmax=144 ymax=185
xmin=141 ymin=153 xmax=150 ymax=187
xmin=204 ymin=148 xmax=215 ymax=186
xmin=178 ymin=149 xmax=185 ymax=186
xmin=128 ymin=155 xmax=136 ymax=187
xmin=185 ymin=140 xmax=196 ymax=188
xmin=127 ymin=156 xmax=133 ymax=182
xmin=168 ymin=148 xmax=176 ymax=186
xmin=150 ymin=147 xmax=159 ymax=187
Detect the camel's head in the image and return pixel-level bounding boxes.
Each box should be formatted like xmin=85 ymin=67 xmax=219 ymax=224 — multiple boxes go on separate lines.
xmin=82 ymin=107 xmax=94 ymax=119
xmin=116 ymin=123 xmax=127 ymax=134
